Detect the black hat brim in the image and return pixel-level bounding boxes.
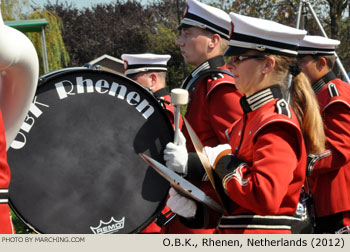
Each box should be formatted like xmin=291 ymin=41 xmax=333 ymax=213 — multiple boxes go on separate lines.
xmin=224 ymin=46 xmax=251 ymax=56
xmin=178 ymin=23 xmax=192 ymax=30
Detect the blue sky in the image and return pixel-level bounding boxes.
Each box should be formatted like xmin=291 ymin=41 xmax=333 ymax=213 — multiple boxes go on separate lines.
xmin=30 ymin=0 xmax=148 ymax=9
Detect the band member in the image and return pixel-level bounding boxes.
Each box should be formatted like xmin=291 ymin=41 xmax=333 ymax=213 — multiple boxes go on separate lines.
xmin=165 ymin=12 xmax=326 ymax=234
xmin=0 ymin=116 xmax=13 ymax=234
xmin=298 ymin=35 xmax=350 ymax=234
xmin=121 ymin=53 xmax=177 ymax=128
xmin=162 ymin=0 xmax=243 ymax=234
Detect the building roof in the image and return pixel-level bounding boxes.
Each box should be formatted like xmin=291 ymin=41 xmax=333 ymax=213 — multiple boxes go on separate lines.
xmin=88 ymin=54 xmax=125 ymax=74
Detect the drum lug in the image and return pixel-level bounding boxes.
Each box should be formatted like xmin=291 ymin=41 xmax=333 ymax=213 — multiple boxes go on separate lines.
xmin=155 ymin=210 xmax=176 ymax=227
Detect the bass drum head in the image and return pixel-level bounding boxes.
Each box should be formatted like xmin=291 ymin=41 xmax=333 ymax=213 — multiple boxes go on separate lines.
xmin=7 ymin=68 xmax=173 ymax=234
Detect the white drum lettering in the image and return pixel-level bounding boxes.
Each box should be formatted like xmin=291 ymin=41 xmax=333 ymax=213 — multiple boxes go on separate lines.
xmin=10 ymin=132 xmax=26 ymax=150
xmin=95 ymin=79 xmax=109 ymax=94
xmin=55 ymin=80 xmax=75 ymax=99
xmin=108 ymin=82 xmax=127 ymax=100
xmin=21 ymin=115 xmax=35 ymax=133
xmin=126 ymin=91 xmax=141 ymax=106
xmin=11 ymin=97 xmax=50 ymax=149
xmin=76 ymin=76 xmax=94 ymax=94
xmin=30 ymin=96 xmax=49 ymax=118
xmin=136 ymin=100 xmax=154 ymax=119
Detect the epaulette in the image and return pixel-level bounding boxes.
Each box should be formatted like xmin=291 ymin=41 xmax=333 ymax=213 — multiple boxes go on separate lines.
xmin=210 ymin=73 xmax=225 ymax=81
xmin=181 ymin=69 xmax=234 ymax=92
xmin=328 ymin=83 xmax=339 ymax=97
xmin=275 ymin=99 xmax=291 ymax=118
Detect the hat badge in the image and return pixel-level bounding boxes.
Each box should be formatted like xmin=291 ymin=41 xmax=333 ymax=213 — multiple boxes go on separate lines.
xmin=183 ymin=5 xmax=189 ymax=17
xmin=229 ymin=22 xmax=234 ymax=40
xmin=123 ymin=60 xmax=128 ymax=70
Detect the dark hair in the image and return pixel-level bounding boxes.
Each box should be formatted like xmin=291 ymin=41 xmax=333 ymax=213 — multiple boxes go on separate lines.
xmin=299 ymin=54 xmax=336 ymax=69
xmin=289 ymin=60 xmax=302 ymax=77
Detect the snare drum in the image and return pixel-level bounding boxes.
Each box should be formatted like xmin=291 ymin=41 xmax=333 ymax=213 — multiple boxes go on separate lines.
xmin=7 ymin=68 xmax=173 ymax=234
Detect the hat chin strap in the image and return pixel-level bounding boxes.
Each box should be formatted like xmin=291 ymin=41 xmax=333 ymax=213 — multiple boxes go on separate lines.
xmin=181 ymin=19 xmax=207 ymax=29
xmin=125 ymin=67 xmax=167 ymax=76
xmin=228 ymin=40 xmax=298 ymax=56
xmin=298 ymin=50 xmax=335 ymax=55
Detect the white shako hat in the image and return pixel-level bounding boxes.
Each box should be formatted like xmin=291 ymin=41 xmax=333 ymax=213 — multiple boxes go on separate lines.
xmin=225 ymin=12 xmax=307 ymax=57
xmin=298 ymin=35 xmax=340 ymax=56
xmin=121 ymin=53 xmax=171 ymax=77
xmin=178 ymin=0 xmax=231 ymax=40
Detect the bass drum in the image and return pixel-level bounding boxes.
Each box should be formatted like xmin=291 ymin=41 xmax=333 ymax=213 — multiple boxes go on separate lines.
xmin=7 ymin=68 xmax=173 ymax=234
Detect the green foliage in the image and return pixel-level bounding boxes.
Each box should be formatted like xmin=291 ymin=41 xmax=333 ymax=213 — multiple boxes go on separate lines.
xmin=145 ymin=0 xmax=194 ymax=88
xmin=226 ymin=0 xmax=349 ymax=73
xmin=1 ymin=0 xmax=69 ymax=75
xmin=229 ymin=0 xmax=302 ymax=26
xmin=26 ymin=10 xmax=69 ymax=75
xmin=0 ymin=0 xmax=29 ymax=20
xmin=44 ymin=0 xmax=192 ymax=87
xmin=146 ymin=23 xmax=188 ymax=88
xmin=10 ymin=209 xmax=35 ymax=234
xmin=44 ymin=0 xmax=156 ymax=67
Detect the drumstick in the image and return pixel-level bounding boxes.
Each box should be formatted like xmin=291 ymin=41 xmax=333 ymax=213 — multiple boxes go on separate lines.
xmin=171 ymin=88 xmax=189 ymax=145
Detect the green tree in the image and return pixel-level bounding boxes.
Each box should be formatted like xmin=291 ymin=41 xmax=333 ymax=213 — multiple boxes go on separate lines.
xmin=45 ymin=0 xmax=154 ymax=67
xmin=146 ymin=0 xmax=193 ymax=88
xmin=146 ymin=23 xmax=190 ymax=88
xmin=26 ymin=9 xmax=69 ymax=75
xmin=0 ymin=0 xmax=29 ymax=20
xmin=225 ymin=0 xmax=349 ymax=73
xmin=325 ymin=0 xmax=348 ymax=38
xmin=44 ymin=0 xmax=192 ymax=87
xmin=1 ymin=0 xmax=69 ymax=75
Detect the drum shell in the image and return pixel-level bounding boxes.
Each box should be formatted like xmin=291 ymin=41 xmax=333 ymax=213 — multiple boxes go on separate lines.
xmin=7 ymin=68 xmax=173 ymax=234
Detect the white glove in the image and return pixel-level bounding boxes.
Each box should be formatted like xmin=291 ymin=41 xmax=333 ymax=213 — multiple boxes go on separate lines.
xmin=166 ymin=187 xmax=197 ymax=218
xmin=204 ymin=144 xmax=232 ymax=167
xmin=163 ymin=130 xmax=188 ymax=175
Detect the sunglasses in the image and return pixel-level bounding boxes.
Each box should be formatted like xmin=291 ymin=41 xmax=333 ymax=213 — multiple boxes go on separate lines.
xmin=229 ymin=55 xmax=266 ymax=64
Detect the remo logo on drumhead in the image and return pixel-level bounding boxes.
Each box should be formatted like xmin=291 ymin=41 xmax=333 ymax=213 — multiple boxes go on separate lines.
xmin=8 ymin=68 xmax=173 ymax=234
xmin=90 ymin=217 xmax=125 ymax=234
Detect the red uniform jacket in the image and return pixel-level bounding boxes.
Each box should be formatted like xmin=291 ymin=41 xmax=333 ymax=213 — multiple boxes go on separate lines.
xmin=215 ymin=85 xmax=306 ymax=234
xmin=308 ymin=72 xmax=350 ymax=218
xmin=162 ymin=56 xmax=243 ymax=234
xmin=0 ymin=110 xmax=14 ymax=234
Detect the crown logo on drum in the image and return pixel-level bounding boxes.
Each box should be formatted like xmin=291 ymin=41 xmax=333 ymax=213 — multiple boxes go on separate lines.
xmin=90 ymin=217 xmax=125 ymax=234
